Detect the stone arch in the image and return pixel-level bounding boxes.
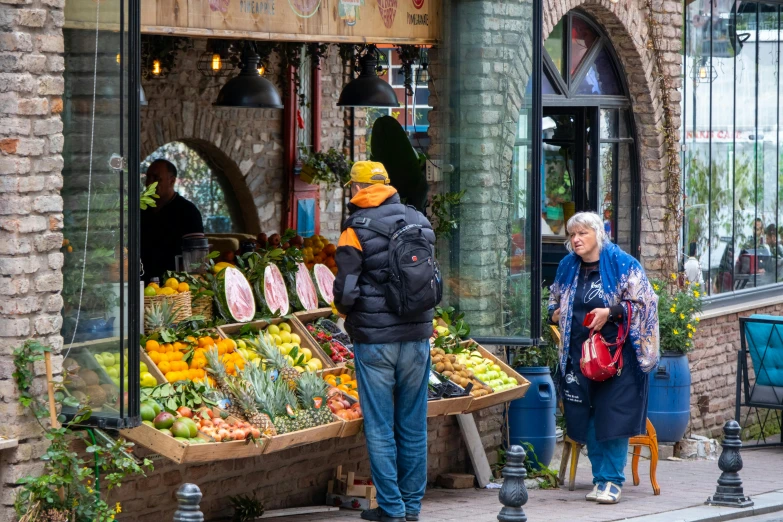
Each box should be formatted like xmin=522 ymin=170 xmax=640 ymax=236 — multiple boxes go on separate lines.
xmin=543 ymin=0 xmax=676 ymax=273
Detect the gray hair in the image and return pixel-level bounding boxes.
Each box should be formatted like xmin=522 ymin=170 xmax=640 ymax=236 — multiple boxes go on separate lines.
xmin=564 ymin=211 xmax=610 ymax=253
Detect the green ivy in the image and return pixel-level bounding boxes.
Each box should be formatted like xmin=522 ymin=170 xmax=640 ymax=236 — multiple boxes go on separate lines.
xmin=12 ymin=341 xmax=153 ymax=522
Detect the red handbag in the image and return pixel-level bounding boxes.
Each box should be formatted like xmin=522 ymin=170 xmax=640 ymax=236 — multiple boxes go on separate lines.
xmin=580 ymin=302 xmax=632 ymax=382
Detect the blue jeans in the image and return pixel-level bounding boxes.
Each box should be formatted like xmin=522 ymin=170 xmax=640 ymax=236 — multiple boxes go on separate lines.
xmin=354 ymin=340 xmax=430 ymax=518
xmin=586 ymin=414 xmax=628 ymax=487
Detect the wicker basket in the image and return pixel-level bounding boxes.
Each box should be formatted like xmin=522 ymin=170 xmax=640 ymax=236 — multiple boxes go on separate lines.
xmin=143 ymin=292 xmax=192 ymax=333
xmin=191 ymin=295 xmax=213 ymax=321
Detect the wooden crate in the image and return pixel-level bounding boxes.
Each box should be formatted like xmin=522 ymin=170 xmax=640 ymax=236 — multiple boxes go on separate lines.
xmin=218 ymin=317 xmax=335 ymax=369
xmin=119 ymin=422 xmax=266 ymax=464
xmin=292 ymin=309 xmax=351 ymax=367
xmin=319 ymin=368 xmax=363 ymax=438
xmin=263 ymin=417 xmax=344 ymax=454
xmin=461 ymin=342 xmax=530 ymax=413
xmin=329 ymin=465 xmax=377 ymax=501
xmin=426 ymin=395 xmax=474 ymax=417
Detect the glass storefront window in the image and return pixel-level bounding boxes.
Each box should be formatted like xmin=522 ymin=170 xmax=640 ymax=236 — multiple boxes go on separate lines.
xmin=682 ymin=0 xmax=783 ymax=295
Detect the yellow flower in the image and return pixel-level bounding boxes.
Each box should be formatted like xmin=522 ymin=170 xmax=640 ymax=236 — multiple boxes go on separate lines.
xmin=688 ymin=332 xmax=693 ymax=338
xmin=670 ymin=307 xmax=676 ymax=313
xmin=693 ymin=290 xmax=700 ymax=298
xmin=87 ymin=487 xmax=94 ymax=494
xmin=687 ymin=323 xmax=693 ymax=330
xmin=695 ymin=317 xmax=700 ymax=323
xmin=671 ymin=273 xmax=677 ymax=280
xmin=673 ymin=329 xmax=679 ymax=335
xmin=695 ymin=282 xmax=700 ymax=287
xmin=680 ymin=313 xmax=685 ymax=319
xmin=653 ymin=284 xmax=660 ymax=291
xmin=116 ymin=502 xmax=122 ymax=514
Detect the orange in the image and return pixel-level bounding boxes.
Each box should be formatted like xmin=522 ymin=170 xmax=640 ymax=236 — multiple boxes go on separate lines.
xmin=149 ymin=351 xmax=162 ymax=364
xmin=185 ymin=336 xmax=197 ymax=344
xmin=164 ymin=277 xmax=179 ymax=290
xmin=173 ymin=341 xmax=184 ymax=351
xmin=158 ymin=361 xmax=171 ymax=374
xmin=148 ymin=282 xmax=160 ymax=290
xmin=165 ymin=371 xmax=176 ymax=382
xmin=226 ymin=339 xmax=237 ymax=351
xmin=198 ymin=336 xmax=214 ymax=348
xmin=145 ymin=339 xmax=160 ymax=352
xmin=177 ymin=282 xmax=190 ymax=293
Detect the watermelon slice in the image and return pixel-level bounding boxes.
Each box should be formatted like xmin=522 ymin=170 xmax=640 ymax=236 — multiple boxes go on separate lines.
xmin=254 ymin=264 xmax=290 ymax=316
xmin=216 ymin=266 xmax=256 ymax=323
xmin=312 ymin=263 xmax=335 ymax=306
xmin=287 ymin=262 xmax=319 ymax=311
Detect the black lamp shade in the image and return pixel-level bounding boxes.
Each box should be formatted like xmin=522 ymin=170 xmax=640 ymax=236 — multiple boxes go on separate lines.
xmin=214 ymin=47 xmax=283 ymax=109
xmin=337 ymin=53 xmax=400 ymax=108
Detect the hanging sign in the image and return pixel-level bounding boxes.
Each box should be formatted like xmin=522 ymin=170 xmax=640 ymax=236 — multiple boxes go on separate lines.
xmin=65 ymin=0 xmax=440 ymax=44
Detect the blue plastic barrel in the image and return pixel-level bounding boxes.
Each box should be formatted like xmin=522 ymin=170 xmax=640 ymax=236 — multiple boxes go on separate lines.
xmin=508 ymin=366 xmax=557 ymax=468
xmin=647 ymin=353 xmax=691 ymax=443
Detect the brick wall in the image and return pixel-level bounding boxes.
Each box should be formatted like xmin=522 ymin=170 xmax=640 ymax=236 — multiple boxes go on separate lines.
xmin=140 ymin=40 xmax=346 ymax=240
xmin=113 ymin=406 xmax=504 ymax=521
xmin=689 ymin=302 xmax=783 ymax=438
xmin=0 ymin=0 xmax=66 ymax=517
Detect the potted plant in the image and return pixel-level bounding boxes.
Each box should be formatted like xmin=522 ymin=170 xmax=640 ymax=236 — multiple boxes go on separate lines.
xmin=648 ymin=276 xmax=703 ymax=443
xmin=298 ymin=147 xmax=352 ymax=187
xmin=507 ymin=291 xmax=560 ymax=468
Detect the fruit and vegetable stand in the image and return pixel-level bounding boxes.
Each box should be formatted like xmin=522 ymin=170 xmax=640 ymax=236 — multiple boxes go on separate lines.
xmin=61 ymin=232 xmax=529 ymax=468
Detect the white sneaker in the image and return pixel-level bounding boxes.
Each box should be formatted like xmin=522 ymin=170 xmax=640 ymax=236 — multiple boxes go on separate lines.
xmin=596 ymin=481 xmax=622 ymax=504
xmin=585 ymin=484 xmax=604 ymax=501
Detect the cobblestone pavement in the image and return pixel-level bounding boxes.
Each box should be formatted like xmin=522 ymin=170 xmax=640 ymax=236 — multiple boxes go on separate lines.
xmin=293 ymin=446 xmax=783 ymax=522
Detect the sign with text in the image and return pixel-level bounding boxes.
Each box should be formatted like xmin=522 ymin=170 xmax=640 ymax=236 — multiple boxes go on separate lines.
xmin=65 ymin=0 xmax=440 ymax=44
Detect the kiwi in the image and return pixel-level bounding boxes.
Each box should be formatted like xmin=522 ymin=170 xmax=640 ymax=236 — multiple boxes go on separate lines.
xmin=100 ymin=383 xmax=119 ymax=403
xmin=85 ymin=385 xmax=107 ymax=407
xmin=443 ymin=371 xmax=453 ymax=377
xmin=71 ymin=390 xmax=88 ymax=405
xmin=435 ymin=362 xmax=446 ymax=373
xmin=444 ymin=362 xmax=454 ymax=372
xmin=63 ymin=357 xmax=80 ymax=373
xmin=67 ymin=374 xmax=86 ymax=391
xmin=79 ymin=369 xmax=100 ymax=387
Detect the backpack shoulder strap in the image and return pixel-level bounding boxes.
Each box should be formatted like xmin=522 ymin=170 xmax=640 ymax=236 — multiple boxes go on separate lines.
xmin=345 ymin=215 xmax=394 ymax=238
xmin=403 ymin=205 xmax=420 ymax=227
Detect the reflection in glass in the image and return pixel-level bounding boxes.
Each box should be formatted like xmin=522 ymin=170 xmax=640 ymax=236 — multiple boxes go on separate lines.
xmin=542 ymin=140 xmax=574 ymax=238
xmin=542 ymin=71 xmax=557 ymax=95
xmin=600 ymin=109 xmax=618 ymax=139
xmin=616 ymin=143 xmax=633 ymax=253
xmin=575 ymin=48 xmax=621 ymax=95
xmin=545 ymin=19 xmax=565 ymax=78
xmin=598 ymin=143 xmax=615 ymax=240
xmin=570 ymin=17 xmax=598 ymax=76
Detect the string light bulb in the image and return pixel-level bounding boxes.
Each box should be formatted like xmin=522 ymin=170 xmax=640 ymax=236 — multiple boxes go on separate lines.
xmin=211 ymin=53 xmax=221 ymax=71
xmin=152 ymin=59 xmax=161 ymax=76
xmin=116 ymin=53 xmax=121 ymax=64
xmin=698 ymin=66 xmax=707 ymax=80
xmin=257 ymin=64 xmax=265 ymax=76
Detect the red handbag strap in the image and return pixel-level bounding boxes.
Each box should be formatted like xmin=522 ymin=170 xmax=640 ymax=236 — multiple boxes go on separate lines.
xmin=593 ymin=301 xmax=632 ymax=349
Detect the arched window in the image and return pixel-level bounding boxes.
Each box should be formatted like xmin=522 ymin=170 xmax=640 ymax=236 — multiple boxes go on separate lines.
xmin=141 ymin=142 xmax=245 ymax=233
xmin=540 ymin=11 xmax=640 ymax=283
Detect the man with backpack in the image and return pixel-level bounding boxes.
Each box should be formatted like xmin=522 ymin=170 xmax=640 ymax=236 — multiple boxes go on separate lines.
xmin=334 ymin=161 xmax=441 ymax=522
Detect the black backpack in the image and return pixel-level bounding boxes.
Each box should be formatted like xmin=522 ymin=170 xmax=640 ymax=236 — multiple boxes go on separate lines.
xmin=346 ymin=206 xmax=443 ymax=316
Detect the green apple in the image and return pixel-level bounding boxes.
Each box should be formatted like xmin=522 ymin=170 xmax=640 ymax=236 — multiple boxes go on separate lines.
xmin=433 ymin=319 xmax=438 ymax=328
xmin=111 ymin=377 xmax=121 ymax=387
xmin=491 ymin=363 xmax=502 ymax=372
xmin=140 ymin=362 xmax=148 ymax=373
xmin=106 ymin=367 xmax=120 ymax=378
xmin=102 ymin=352 xmax=116 ymax=367
xmin=94 ymin=354 xmax=105 ymax=366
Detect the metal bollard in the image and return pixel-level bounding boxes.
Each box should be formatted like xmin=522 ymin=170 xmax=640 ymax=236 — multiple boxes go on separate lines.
xmin=498 ymin=444 xmax=529 ymax=522
xmin=705 ymin=420 xmax=754 ymax=508
xmin=173 ymin=483 xmax=205 ymax=522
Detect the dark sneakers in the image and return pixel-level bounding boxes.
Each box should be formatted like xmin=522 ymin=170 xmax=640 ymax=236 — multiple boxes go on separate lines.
xmin=360 ymin=508 xmax=406 ymax=522
xmin=406 ymin=514 xmax=420 ymax=521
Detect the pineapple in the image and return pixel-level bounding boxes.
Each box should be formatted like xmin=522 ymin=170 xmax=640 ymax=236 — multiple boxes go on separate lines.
xmin=296 ymin=371 xmax=334 ymax=429
xmin=248 ymin=333 xmax=300 ymax=391
xmin=268 ymin=377 xmax=300 ymax=434
xmin=225 ymin=375 xmax=276 ymax=436
xmin=144 ymin=300 xmax=177 ymax=334
xmin=205 ymin=347 xmax=247 ymax=421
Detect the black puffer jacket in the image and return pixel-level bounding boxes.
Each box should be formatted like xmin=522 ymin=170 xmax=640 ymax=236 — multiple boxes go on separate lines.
xmin=333 ymin=185 xmax=436 ymax=343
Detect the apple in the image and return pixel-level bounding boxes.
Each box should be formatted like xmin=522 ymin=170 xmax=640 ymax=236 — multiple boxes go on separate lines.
xmin=102 ymin=352 xmax=116 ymax=367
xmin=94 ymin=354 xmax=105 ymax=366
xmin=106 ymin=367 xmax=120 ymax=378
xmin=140 ymin=362 xmax=148 ymax=373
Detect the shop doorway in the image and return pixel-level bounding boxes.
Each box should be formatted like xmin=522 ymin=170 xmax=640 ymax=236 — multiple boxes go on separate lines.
xmin=541 ymin=10 xmax=640 ymax=285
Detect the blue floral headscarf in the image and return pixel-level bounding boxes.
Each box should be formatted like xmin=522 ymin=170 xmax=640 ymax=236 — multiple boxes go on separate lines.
xmin=548 ymin=241 xmax=660 ymax=376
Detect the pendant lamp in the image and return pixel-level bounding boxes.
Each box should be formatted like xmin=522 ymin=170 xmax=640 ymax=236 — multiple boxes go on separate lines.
xmin=214 ymin=43 xmax=283 ymax=109
xmin=337 ymin=47 xmax=400 ymax=108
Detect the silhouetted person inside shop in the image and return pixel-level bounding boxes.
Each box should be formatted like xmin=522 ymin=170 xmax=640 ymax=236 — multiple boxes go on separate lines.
xmin=140 ymin=159 xmax=204 ymax=283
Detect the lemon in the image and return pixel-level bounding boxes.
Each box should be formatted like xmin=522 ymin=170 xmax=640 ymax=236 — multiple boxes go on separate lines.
xmin=159 ymin=287 xmax=176 ymax=296
xmin=266 ymin=324 xmax=281 ymax=336
xmin=284 ymin=355 xmax=295 ymax=366
xmin=141 ymin=373 xmax=157 ymax=387
xmin=279 ymin=331 xmax=292 ymax=344
xmin=306 ymin=359 xmax=322 ymax=372
xmin=299 ymin=347 xmax=312 ymax=362
xmin=272 ymin=334 xmax=283 ymax=346
xmin=144 ymin=286 xmax=157 ymax=297
xmin=237 ymin=339 xmax=247 ymax=349
xmin=278 ymin=322 xmax=291 ymax=333
xmin=139 ymin=362 xmax=148 ymax=373
xmin=294 ymin=366 xmax=306 ymax=373
xmin=290 ymin=333 xmax=301 ymax=345
xmin=164 ymin=278 xmax=179 ymax=290
xmin=279 ymin=343 xmax=293 ymax=356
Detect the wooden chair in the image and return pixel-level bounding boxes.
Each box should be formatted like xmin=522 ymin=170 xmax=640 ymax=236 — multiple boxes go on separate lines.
xmin=558 ymin=418 xmax=660 ymax=495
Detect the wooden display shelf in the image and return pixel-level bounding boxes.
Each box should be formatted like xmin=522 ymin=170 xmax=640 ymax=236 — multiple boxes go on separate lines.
xmin=119 ymin=422 xmax=266 ymax=464
xmin=461 ymin=342 xmax=530 ymax=413
xmin=218 ymin=317 xmax=335 ymax=369
xmin=292 ymin=309 xmax=353 ymax=367
xmin=319 ymin=368 xmax=363 ymax=438
xmin=263 ymin=418 xmax=344 ymax=454
xmin=427 ymin=395 xmax=474 ymax=417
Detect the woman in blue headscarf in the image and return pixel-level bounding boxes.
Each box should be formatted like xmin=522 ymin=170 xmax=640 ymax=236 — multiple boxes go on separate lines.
xmin=549 ymin=212 xmax=659 ymax=505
